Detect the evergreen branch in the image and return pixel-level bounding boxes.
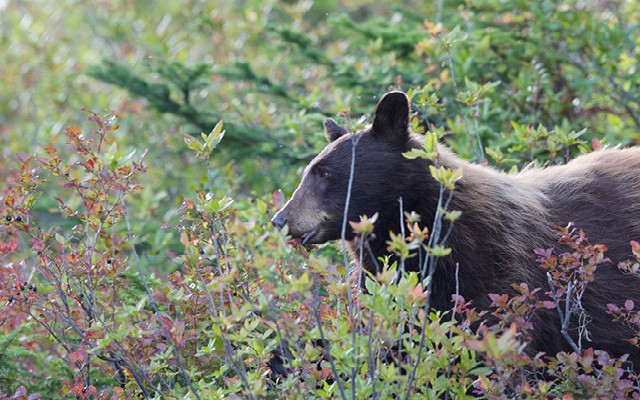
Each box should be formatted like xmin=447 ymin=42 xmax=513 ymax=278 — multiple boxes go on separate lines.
xmin=86 ymin=60 xmax=291 ymax=158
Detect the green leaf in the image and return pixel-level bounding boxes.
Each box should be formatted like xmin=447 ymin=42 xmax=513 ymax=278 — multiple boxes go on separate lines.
xmin=425 ymin=131 xmax=438 ymax=153
xmin=205 ymin=120 xmax=225 ymax=154
xmin=183 ymin=133 xmax=203 ymax=153
xmin=429 ymin=244 xmax=452 ymax=257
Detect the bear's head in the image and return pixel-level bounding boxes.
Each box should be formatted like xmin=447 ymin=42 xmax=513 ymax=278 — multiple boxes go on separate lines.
xmin=272 ymin=91 xmax=431 ymax=245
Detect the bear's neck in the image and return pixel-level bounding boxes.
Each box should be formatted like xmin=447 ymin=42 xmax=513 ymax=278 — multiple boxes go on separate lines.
xmin=347 ymin=147 xmax=553 ymax=311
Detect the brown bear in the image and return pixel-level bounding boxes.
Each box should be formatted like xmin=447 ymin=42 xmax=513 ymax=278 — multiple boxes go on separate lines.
xmin=272 ymin=91 xmax=640 ymax=368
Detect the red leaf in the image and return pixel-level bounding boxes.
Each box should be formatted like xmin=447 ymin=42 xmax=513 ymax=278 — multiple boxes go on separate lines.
xmin=11 ymin=386 xmax=27 ymax=399
xmin=411 ymin=283 xmax=427 ymax=300
xmin=0 ymin=239 xmax=18 ymax=255
xmin=45 ymin=146 xmax=58 ymax=157
xmin=65 ymin=125 xmax=82 ymax=138
xmin=541 ymin=300 xmax=556 ymax=309
xmin=625 ymin=299 xmax=634 ymax=311
xmin=85 ymin=158 xmax=95 ymax=170
xmin=631 ymin=240 xmax=640 ymax=258
xmin=488 ymin=293 xmax=507 ymax=305
xmin=394 ymin=75 xmax=404 ymax=88
xmin=451 ymin=294 xmax=466 ymax=303
xmin=272 ymin=189 xmax=285 ymax=208
xmin=84 ymin=330 xmax=103 ymax=340
xmin=68 ymin=350 xmax=87 ymax=365
xmin=533 ymin=247 xmax=552 ymax=257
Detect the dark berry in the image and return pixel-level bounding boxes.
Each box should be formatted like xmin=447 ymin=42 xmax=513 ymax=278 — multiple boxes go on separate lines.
xmin=107 ymin=259 xmax=112 ymax=264
xmin=199 ymin=249 xmax=205 ymax=255
xmin=5 ymin=215 xmax=11 ymax=222
xmin=114 ymin=249 xmax=120 ymax=254
xmin=15 ymin=216 xmax=21 ymax=222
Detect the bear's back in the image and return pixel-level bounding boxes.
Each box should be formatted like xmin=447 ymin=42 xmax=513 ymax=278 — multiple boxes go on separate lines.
xmin=516 ymin=147 xmax=640 ymax=264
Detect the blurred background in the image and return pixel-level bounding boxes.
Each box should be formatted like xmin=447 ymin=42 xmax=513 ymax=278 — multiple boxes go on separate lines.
xmin=1 ymin=0 xmax=638 ymax=257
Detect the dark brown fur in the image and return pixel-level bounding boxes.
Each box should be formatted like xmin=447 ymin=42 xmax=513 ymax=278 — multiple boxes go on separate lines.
xmin=272 ymin=91 xmax=640 ymax=368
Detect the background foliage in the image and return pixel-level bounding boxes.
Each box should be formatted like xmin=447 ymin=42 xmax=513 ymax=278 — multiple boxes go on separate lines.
xmin=1 ymin=0 xmax=639 ymax=398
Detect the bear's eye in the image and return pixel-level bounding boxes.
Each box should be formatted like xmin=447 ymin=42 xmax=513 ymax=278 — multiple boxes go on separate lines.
xmin=312 ymin=164 xmax=331 ymax=179
xmin=312 ymin=165 xmax=331 ymax=178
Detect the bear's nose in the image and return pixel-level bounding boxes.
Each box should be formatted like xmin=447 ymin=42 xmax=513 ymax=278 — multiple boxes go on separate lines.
xmin=271 ymin=212 xmax=287 ymax=230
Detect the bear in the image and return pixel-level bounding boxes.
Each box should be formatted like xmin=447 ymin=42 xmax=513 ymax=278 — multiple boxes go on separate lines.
xmin=272 ymin=91 xmax=640 ymax=369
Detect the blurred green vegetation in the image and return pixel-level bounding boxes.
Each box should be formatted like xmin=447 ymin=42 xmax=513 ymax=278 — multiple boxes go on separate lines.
xmin=2 ymin=0 xmax=638 ymax=278
xmin=4 ymin=0 xmax=638 ymax=192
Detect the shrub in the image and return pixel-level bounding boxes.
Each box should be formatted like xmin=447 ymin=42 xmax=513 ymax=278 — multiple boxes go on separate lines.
xmin=2 ymin=111 xmax=640 ymax=399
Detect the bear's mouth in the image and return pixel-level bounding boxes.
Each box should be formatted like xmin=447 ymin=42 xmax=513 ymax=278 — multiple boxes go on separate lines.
xmin=301 ymin=228 xmax=318 ymax=245
xmin=288 ymin=228 xmax=319 ymax=246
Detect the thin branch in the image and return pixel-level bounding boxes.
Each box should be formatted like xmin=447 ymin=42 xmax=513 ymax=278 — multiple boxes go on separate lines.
xmin=398 ymin=196 xmax=406 ymax=280
xmin=406 ymin=182 xmax=455 ymax=398
xmin=312 ymin=301 xmax=348 ymax=400
xmin=546 ymin=272 xmax=580 ymax=353
xmin=365 ymin=263 xmax=380 ymax=400
xmin=444 ymin=262 xmax=461 ymax=400
xmin=340 ymin=134 xmax=361 ymax=399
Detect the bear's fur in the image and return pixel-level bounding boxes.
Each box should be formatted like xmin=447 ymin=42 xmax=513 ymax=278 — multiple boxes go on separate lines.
xmin=272 ymin=91 xmax=640 ymax=368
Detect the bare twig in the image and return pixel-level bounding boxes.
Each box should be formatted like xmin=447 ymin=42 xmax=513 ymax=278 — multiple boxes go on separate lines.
xmin=546 ymin=272 xmax=580 ymax=353
xmin=339 ymin=135 xmax=362 ymax=399
xmin=443 ymin=262 xmax=461 ymax=400
xmin=365 ymin=263 xmax=380 ymax=400
xmin=397 ymin=197 xmax=406 ymax=281
xmin=406 ymin=181 xmax=455 ymax=398
xmin=312 ymin=302 xmax=348 ymax=400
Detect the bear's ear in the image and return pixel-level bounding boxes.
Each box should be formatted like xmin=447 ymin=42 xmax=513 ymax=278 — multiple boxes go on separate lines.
xmin=324 ymin=118 xmax=349 ymax=142
xmin=371 ymin=91 xmax=410 ymax=142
